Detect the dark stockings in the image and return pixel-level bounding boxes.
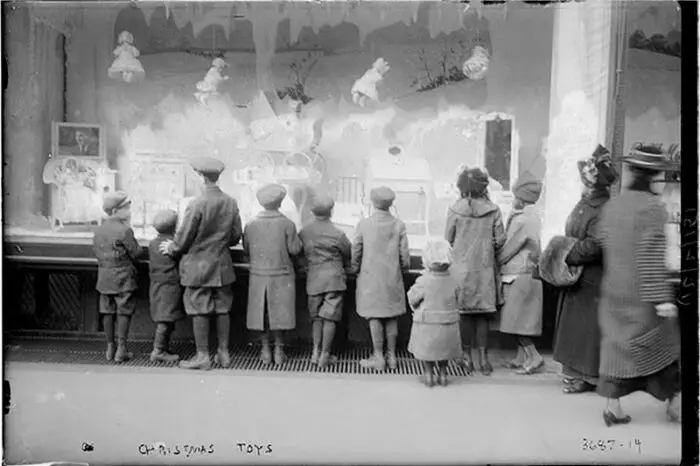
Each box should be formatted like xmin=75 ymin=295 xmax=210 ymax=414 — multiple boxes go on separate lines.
xmin=154 ymin=322 xmax=175 ymax=352
xmin=369 ymin=319 xmax=385 ymax=359
xmin=216 ymin=314 xmax=230 ymax=352
xmin=459 ymin=315 xmax=491 ymax=375
xmin=103 ymin=314 xmax=115 ymax=343
xmin=193 ymin=316 xmax=210 ymax=354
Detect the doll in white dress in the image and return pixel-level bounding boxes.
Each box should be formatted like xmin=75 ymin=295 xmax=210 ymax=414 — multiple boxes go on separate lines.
xmin=351 ymin=58 xmax=390 ymax=108
xmin=108 ymin=31 xmax=145 ymax=83
xmin=195 ymin=58 xmax=230 ymax=105
xmin=462 ymin=45 xmax=490 ymax=81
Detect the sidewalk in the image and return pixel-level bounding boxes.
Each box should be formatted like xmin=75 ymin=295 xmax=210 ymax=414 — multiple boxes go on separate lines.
xmin=4 ymin=361 xmax=681 ymax=465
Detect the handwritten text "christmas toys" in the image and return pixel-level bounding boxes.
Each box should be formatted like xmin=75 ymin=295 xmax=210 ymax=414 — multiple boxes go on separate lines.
xmin=137 ymin=442 xmax=274 ymax=458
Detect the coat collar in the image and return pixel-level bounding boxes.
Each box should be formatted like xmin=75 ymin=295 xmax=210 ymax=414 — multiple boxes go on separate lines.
xmin=581 ymin=188 xmax=610 ymax=207
xmin=372 ymin=210 xmax=394 ymax=219
xmin=257 ymin=210 xmax=282 ymax=218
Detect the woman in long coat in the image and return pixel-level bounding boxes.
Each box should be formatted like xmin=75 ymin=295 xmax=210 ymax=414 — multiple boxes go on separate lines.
xmin=597 ymin=146 xmax=680 ymax=426
xmin=445 ymin=167 xmax=506 ymax=375
xmin=553 ymin=144 xmax=618 ymax=394
xmin=244 ymin=184 xmax=303 ymax=366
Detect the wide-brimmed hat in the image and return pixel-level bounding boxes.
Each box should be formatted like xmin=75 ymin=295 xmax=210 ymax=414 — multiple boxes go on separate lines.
xmin=624 ymin=143 xmax=669 ymax=171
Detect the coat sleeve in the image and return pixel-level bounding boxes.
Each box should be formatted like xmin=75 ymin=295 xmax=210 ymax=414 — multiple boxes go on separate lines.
xmin=339 ymin=232 xmax=352 ymax=271
xmin=406 ymin=276 xmax=426 ymax=311
xmin=242 ymin=224 xmax=251 ymax=259
xmin=492 ymin=208 xmax=507 ymax=253
xmin=445 ymin=208 xmax=457 ymax=246
xmin=229 ymin=202 xmax=243 ymax=247
xmin=121 ymin=228 xmax=142 ymax=262
xmin=497 ymin=217 xmax=527 ymax=266
xmin=286 ymin=221 xmax=303 ymax=256
xmin=172 ymin=202 xmax=201 ymax=256
xmin=566 ymin=212 xmax=604 ymax=265
xmin=351 ymin=221 xmax=364 ymax=275
xmin=398 ymin=221 xmax=411 ymax=272
xmin=637 ymin=205 xmax=673 ymax=304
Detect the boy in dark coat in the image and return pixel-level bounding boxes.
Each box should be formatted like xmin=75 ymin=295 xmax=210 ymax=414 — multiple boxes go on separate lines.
xmin=352 ymin=186 xmax=411 ymax=371
xmin=244 ymin=183 xmax=303 ymax=365
xmin=92 ymin=191 xmax=141 ymax=362
xmin=148 ymin=209 xmax=186 ymax=363
xmin=299 ymin=194 xmax=352 ymax=368
xmin=160 ymin=157 xmax=243 ymax=371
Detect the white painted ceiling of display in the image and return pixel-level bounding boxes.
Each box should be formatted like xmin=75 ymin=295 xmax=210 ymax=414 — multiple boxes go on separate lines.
xmin=28 ymin=1 xmax=485 ymax=45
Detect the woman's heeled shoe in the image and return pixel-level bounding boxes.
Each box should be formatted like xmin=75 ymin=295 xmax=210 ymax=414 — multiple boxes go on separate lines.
xmin=479 ymin=361 xmax=493 ymax=376
xmin=460 ymin=359 xmax=475 ymax=375
xmin=603 ymin=410 xmax=632 ymax=427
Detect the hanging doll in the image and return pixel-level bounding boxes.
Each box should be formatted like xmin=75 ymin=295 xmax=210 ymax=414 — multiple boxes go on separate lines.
xmin=462 ymin=45 xmax=490 ymax=81
xmin=351 ymin=58 xmax=390 ymax=108
xmin=108 ymin=31 xmax=145 ymax=84
xmin=194 ymin=58 xmax=230 ymax=105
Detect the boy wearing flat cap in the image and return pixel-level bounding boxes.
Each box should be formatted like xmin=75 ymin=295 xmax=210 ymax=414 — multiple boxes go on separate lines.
xmin=148 ymin=209 xmax=186 ymax=363
xmin=93 ymin=190 xmax=141 ymax=362
xmin=352 ymin=186 xmax=410 ymax=371
xmin=299 ymin=193 xmax=352 ymax=368
xmin=497 ymin=172 xmax=545 ymax=375
xmin=160 ymin=156 xmax=243 ymax=371
xmin=244 ymin=183 xmax=303 ymax=365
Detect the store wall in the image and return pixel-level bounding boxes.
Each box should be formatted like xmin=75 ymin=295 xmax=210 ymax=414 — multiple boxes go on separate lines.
xmin=57 ymin=2 xmax=553 ymax=235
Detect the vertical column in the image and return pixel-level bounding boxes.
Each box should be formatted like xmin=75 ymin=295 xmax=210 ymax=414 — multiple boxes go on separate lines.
xmin=3 ymin=4 xmax=65 ymax=225
xmin=541 ymin=1 xmax=616 ymax=246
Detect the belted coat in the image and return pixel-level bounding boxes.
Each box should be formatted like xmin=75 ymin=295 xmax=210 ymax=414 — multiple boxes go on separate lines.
xmin=445 ymin=197 xmax=506 ymax=314
xmin=552 ymin=188 xmax=610 ymax=378
xmin=598 ymin=189 xmax=679 ymax=379
xmin=244 ymin=211 xmax=303 ymax=331
xmin=299 ymin=218 xmax=352 ymax=296
xmin=92 ymin=215 xmax=141 ymax=294
xmin=351 ymin=210 xmax=410 ymax=319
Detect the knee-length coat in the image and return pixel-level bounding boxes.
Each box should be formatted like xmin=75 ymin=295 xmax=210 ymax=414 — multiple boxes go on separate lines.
xmin=244 ymin=211 xmax=303 ymax=331
xmin=351 ymin=210 xmax=410 ymax=319
xmin=552 ymin=188 xmax=610 ymax=378
xmin=445 ymin=197 xmax=506 ymax=314
xmin=497 ymin=205 xmax=543 ymax=336
xmin=598 ymin=189 xmax=679 ymax=379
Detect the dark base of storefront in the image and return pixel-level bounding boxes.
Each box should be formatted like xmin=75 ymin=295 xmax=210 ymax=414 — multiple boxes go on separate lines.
xmin=3 ymin=235 xmax=560 ymax=352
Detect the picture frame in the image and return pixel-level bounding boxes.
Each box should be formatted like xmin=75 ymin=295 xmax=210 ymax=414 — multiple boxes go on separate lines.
xmin=52 ymin=122 xmax=105 ymax=159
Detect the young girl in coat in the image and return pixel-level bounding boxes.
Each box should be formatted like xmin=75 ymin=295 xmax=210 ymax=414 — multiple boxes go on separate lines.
xmin=445 ymin=167 xmax=506 ymax=376
xmin=148 ymin=209 xmax=186 ymax=363
xmin=352 ymin=186 xmax=411 ymax=371
xmin=497 ymin=173 xmax=545 ymax=374
xmin=244 ymin=184 xmax=303 ymax=365
xmin=407 ymin=238 xmax=462 ymax=387
xmin=92 ymin=191 xmax=141 ymax=363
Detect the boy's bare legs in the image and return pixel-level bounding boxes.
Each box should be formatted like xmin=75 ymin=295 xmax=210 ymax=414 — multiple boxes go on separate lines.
xmin=311 ymin=319 xmax=323 ymax=365
xmin=318 ymin=320 xmax=337 ymax=368
xmin=385 ymin=318 xmax=399 ymax=370
xmin=360 ymin=319 xmax=386 ymax=371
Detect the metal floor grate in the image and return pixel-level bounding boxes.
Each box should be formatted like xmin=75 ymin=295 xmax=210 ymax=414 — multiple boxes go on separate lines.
xmin=4 ymin=336 xmax=559 ymax=381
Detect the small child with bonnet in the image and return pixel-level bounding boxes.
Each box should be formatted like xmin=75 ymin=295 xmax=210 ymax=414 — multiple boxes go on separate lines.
xmin=407 ymin=238 xmax=462 ymax=387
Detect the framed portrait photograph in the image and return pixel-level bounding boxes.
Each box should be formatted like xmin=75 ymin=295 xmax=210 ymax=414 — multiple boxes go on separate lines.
xmin=52 ymin=122 xmax=105 ymax=159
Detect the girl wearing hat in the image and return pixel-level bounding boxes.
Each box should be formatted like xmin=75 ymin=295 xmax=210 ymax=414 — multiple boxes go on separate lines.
xmin=407 ymin=238 xmax=462 ymax=387
xmin=446 ymin=167 xmax=506 ymax=376
xmin=352 ymin=186 xmax=411 ymax=371
xmin=596 ymin=144 xmax=680 ymax=426
xmin=497 ymin=172 xmax=545 ymax=374
xmin=244 ymin=183 xmax=304 ymax=365
xmin=92 ymin=191 xmax=141 ymax=363
xmin=552 ymin=144 xmax=618 ymax=394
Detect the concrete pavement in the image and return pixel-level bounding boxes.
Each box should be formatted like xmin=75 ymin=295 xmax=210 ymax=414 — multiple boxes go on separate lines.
xmin=4 ymin=362 xmax=681 ymax=464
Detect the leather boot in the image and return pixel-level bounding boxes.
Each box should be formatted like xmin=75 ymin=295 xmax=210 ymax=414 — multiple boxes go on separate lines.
xmin=179 ymin=351 xmax=212 ymax=370
xmin=478 ymin=347 xmax=493 ymax=376
xmin=114 ymin=315 xmax=133 ymax=363
xmin=103 ymin=314 xmax=116 ymax=361
xmin=360 ymin=353 xmax=386 ymax=371
xmin=215 ymin=314 xmax=231 ymax=367
xmin=151 ymin=329 xmax=179 ymax=363
xmin=106 ymin=342 xmax=116 ymax=362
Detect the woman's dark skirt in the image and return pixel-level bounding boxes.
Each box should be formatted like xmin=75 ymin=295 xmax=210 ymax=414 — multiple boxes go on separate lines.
xmin=597 ymin=361 xmax=681 ymax=401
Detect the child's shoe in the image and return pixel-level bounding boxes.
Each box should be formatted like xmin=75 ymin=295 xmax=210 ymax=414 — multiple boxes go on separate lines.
xmin=273 ymin=345 xmax=287 ymax=366
xmin=360 ymin=354 xmax=386 ymax=371
xmin=260 ymin=345 xmax=272 ymax=365
xmin=386 ymin=351 xmax=398 ymax=370
xmin=437 ymin=368 xmax=448 ymax=386
xmin=179 ymin=352 xmax=212 ymax=370
xmin=318 ymin=352 xmax=338 ymax=369
xmin=106 ymin=342 xmax=116 ymax=361
xmin=310 ymin=347 xmax=321 ymax=365
xmin=150 ymin=348 xmax=179 ymax=363
xmin=114 ymin=343 xmax=133 ymax=363
xmin=215 ymin=348 xmax=232 ymax=368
